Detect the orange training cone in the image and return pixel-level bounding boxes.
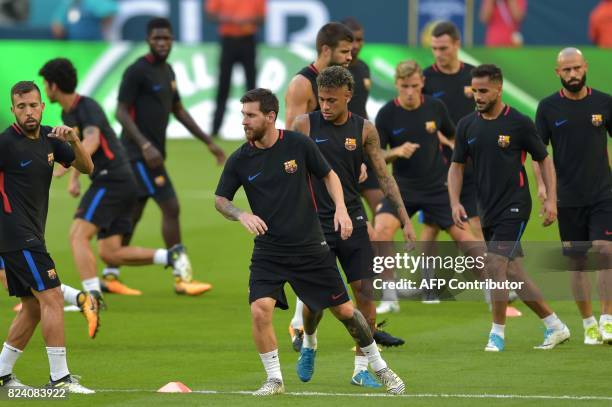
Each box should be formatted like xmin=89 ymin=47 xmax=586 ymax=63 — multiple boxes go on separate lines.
xmin=157 ymin=382 xmax=192 ymax=393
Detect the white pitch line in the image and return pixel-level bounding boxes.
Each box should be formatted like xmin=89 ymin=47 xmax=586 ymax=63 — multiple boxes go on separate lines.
xmin=95 ymin=388 xmax=612 ymax=401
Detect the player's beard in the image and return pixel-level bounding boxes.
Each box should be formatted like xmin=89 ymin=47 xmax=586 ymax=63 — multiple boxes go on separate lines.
xmin=18 ymin=116 xmax=41 ymax=134
xmin=560 ymin=73 xmax=586 ymax=93
xmin=245 ymin=125 xmax=265 ymax=142
xmin=476 ymin=99 xmax=496 ymax=114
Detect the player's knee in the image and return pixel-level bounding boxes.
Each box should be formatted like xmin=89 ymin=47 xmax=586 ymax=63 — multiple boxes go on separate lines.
xmin=251 ymin=301 xmax=273 ymax=326
xmin=330 ymin=301 xmax=354 ymax=320
xmin=161 ymin=199 xmax=180 ymax=219
xmin=99 ymin=248 xmax=118 ymax=266
xmin=69 ymin=224 xmax=92 ymax=247
xmin=374 ymin=223 xmax=394 ymax=241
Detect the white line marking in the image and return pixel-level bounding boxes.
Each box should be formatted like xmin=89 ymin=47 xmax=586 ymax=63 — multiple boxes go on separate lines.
xmin=95 ymin=388 xmax=612 ymax=400
xmin=78 ymin=42 xmax=132 ymax=95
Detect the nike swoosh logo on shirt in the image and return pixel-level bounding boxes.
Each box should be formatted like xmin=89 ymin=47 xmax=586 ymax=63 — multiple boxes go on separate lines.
xmin=432 ymin=91 xmax=445 ymax=98
xmin=392 ymin=128 xmax=405 ymax=136
xmin=20 ymin=160 xmax=32 ymax=167
xmin=248 ymin=172 xmax=262 ymax=182
xmin=315 ymin=138 xmax=328 ymax=143
xmin=467 ymin=138 xmax=477 ymax=144
xmin=555 ymin=119 xmax=568 ymax=127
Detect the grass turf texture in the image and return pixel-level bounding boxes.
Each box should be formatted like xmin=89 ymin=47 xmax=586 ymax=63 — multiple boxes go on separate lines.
xmin=0 ymin=139 xmax=610 ymax=406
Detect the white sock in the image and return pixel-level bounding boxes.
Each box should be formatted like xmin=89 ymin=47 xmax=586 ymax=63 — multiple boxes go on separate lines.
xmin=82 ymin=277 xmax=101 ymax=293
xmin=259 ymin=349 xmax=282 ymax=381
xmin=382 ymin=287 xmax=398 ymax=302
xmin=542 ymin=313 xmax=564 ymax=330
xmin=46 ymin=347 xmax=69 ymax=381
xmin=583 ymin=316 xmax=597 ymax=329
xmin=102 ymin=267 xmax=120 ymax=277
xmin=354 ymin=355 xmax=368 ymax=375
xmin=61 ymin=284 xmax=81 ymax=306
xmin=600 ymin=314 xmax=612 ymax=324
xmin=153 ymin=249 xmax=168 ymax=266
xmin=303 ymin=331 xmax=317 ymax=349
xmin=361 ymin=341 xmax=387 ymax=372
xmin=290 ymin=299 xmax=304 ymax=329
xmin=491 ymin=323 xmax=505 ymax=338
xmin=0 ymin=342 xmax=23 ymax=376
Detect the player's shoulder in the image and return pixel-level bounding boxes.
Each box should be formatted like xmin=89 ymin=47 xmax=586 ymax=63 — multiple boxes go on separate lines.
xmin=423 ymin=65 xmax=437 ymax=77
xmin=538 ymin=90 xmax=564 ymax=108
xmin=461 ymin=62 xmax=476 ymax=72
xmin=456 ymin=111 xmax=479 ymax=129
xmin=424 ymin=94 xmax=445 ymax=109
xmin=589 ymin=87 xmax=612 ymax=102
xmin=282 ymin=129 xmax=311 ymax=144
xmin=507 ymin=106 xmax=535 ymax=127
xmin=77 ymin=95 xmax=104 ymax=113
xmin=124 ymin=56 xmax=150 ymax=74
xmin=378 ymin=99 xmax=397 ymax=115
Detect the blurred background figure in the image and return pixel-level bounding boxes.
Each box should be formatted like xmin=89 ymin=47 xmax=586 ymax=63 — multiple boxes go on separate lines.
xmin=0 ymin=0 xmax=28 ymax=26
xmin=479 ymin=0 xmax=527 ymax=47
xmin=589 ymin=0 xmax=612 ymax=47
xmin=206 ymin=0 xmax=266 ymax=138
xmin=51 ymin=0 xmax=117 ymax=41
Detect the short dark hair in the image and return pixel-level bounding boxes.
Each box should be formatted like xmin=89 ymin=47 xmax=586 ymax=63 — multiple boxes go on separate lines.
xmin=471 ymin=64 xmax=503 ymax=83
xmin=147 ymin=17 xmax=172 ymax=36
xmin=317 ymin=66 xmax=354 ymax=92
xmin=39 ymin=58 xmax=78 ymax=93
xmin=10 ymin=81 xmax=41 ymax=103
xmin=432 ymin=21 xmax=461 ymax=41
xmin=316 ymin=22 xmax=354 ymax=55
xmin=340 ymin=17 xmax=362 ymax=32
xmin=240 ymin=88 xmax=279 ymax=120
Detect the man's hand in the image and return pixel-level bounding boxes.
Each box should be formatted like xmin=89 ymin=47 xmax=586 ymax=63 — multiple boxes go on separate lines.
xmin=238 ymin=212 xmax=268 ymax=235
xmin=207 ymin=143 xmax=227 ymax=165
xmin=452 ymin=203 xmax=468 ymax=230
xmin=68 ymin=178 xmax=81 ymax=198
xmin=334 ymin=205 xmax=353 ymax=240
xmin=141 ymin=143 xmax=163 ymax=169
xmin=358 ymin=163 xmax=368 ymax=183
xmin=537 ymin=183 xmax=547 ymax=204
xmin=53 ymin=166 xmax=69 ymax=178
xmin=49 ymin=126 xmax=79 ymax=143
xmin=392 ymin=142 xmax=420 ymax=159
xmin=402 ymin=222 xmax=416 ymax=243
xmin=540 ymin=198 xmax=557 ymax=227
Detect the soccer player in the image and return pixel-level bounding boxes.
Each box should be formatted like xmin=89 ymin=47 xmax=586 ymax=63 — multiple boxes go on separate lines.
xmin=0 ymin=81 xmax=94 ymax=392
xmin=374 ymin=60 xmax=480 ymax=311
xmin=285 ymin=22 xmax=354 ymax=348
xmin=112 ymin=17 xmax=224 ymax=295
xmin=291 ymin=66 xmax=414 ymax=387
xmin=533 ymin=48 xmax=612 ymax=345
xmin=39 ymin=58 xmax=197 ymax=307
xmin=341 ymin=17 xmax=384 ymax=217
xmin=422 ymin=21 xmax=481 ymax=240
xmin=215 ymin=88 xmax=405 ymax=396
xmin=448 ymin=64 xmax=571 ymax=351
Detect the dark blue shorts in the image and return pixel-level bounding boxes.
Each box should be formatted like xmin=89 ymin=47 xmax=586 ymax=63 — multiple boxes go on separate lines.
xmin=0 ymin=245 xmax=61 ymax=297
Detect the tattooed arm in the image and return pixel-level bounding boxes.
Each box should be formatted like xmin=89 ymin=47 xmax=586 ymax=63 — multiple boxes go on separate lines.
xmin=362 ymin=120 xmax=416 ymax=242
xmin=215 ymin=196 xmax=268 ymax=236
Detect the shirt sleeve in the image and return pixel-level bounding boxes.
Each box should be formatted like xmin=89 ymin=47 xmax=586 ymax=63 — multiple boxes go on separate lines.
xmin=117 ymin=64 xmax=142 ymax=106
xmin=303 ymin=135 xmax=332 ymax=179
xmin=80 ymin=100 xmax=105 ymax=132
xmin=363 ymin=61 xmax=371 ymax=79
xmin=521 ymin=116 xmax=548 ymax=162
xmin=375 ymin=106 xmax=391 ymax=149
xmin=170 ymin=66 xmax=181 ymax=105
xmin=451 ymin=118 xmax=469 ymax=163
xmin=50 ymin=137 xmax=76 ymax=168
xmin=215 ymin=152 xmax=242 ymax=200
xmin=437 ymin=100 xmax=456 ymax=137
xmin=535 ymin=102 xmax=552 ymax=145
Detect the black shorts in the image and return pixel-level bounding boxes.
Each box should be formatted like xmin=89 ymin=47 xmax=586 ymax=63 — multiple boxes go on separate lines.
xmin=1 ymin=245 xmax=61 ymax=297
xmin=558 ymin=199 xmax=612 ymax=257
xmin=482 ymin=220 xmax=527 ymax=260
xmin=359 ymin=163 xmax=380 ymax=191
xmin=249 ymin=250 xmax=350 ymax=312
xmin=131 ymin=160 xmax=177 ymax=203
xmin=326 ymin=226 xmax=375 ymax=284
xmin=75 ymin=181 xmax=138 ymax=239
xmin=377 ymin=191 xmax=454 ymax=230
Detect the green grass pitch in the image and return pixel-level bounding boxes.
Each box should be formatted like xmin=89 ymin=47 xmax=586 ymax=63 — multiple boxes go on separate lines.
xmin=0 ymin=139 xmax=610 ymax=406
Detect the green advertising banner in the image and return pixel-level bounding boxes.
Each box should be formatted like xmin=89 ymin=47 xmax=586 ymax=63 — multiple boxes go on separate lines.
xmin=1 ymin=42 xmax=610 ymax=140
